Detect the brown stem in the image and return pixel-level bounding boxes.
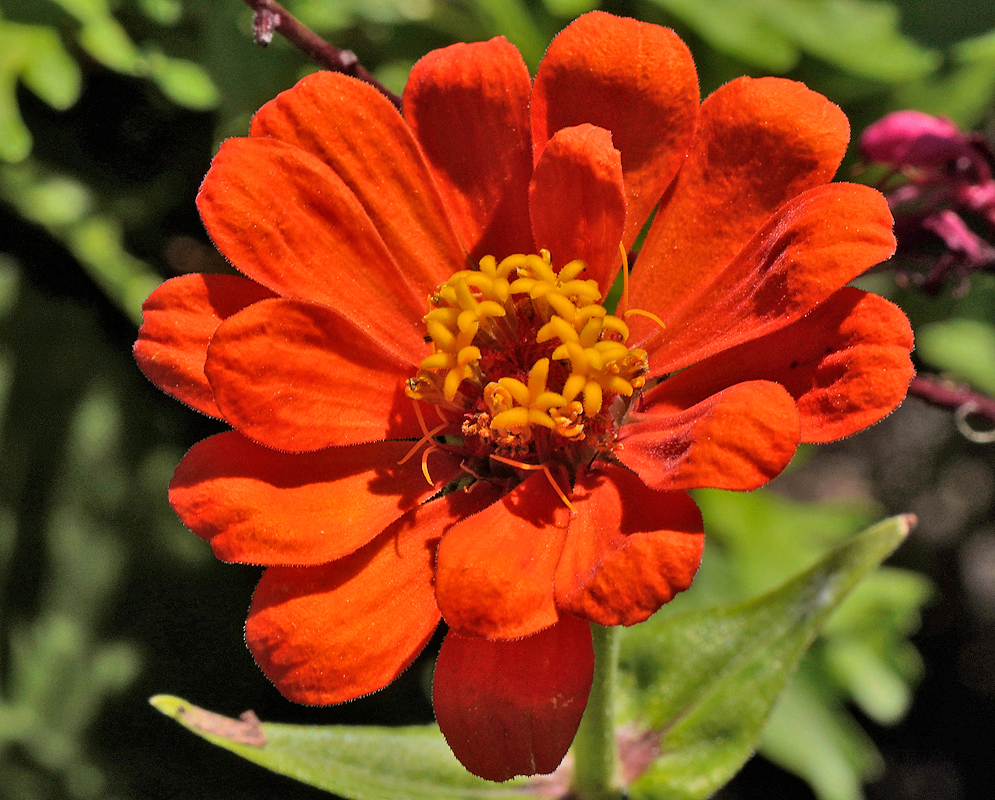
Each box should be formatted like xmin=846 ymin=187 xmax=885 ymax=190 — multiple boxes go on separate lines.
xmin=239 ymin=0 xmax=402 ymax=109
xmin=909 ymin=373 xmax=995 ymax=442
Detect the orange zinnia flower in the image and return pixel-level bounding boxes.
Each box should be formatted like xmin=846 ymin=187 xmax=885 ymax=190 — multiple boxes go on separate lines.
xmin=135 ymin=11 xmax=913 ymax=782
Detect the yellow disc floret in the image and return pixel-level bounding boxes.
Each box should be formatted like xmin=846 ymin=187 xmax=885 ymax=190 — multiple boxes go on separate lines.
xmin=406 ymin=250 xmax=649 ymax=447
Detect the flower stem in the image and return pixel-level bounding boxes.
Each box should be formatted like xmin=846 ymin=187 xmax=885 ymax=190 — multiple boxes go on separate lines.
xmin=571 ymin=624 xmax=624 ymax=800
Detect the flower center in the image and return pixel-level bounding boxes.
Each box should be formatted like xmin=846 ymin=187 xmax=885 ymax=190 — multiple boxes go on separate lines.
xmin=406 ymin=251 xmax=648 ymax=476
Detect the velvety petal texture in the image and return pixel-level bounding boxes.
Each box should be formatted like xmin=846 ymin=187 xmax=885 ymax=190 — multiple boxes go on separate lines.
xmin=529 ymin=124 xmax=627 ymax=295
xmin=246 ymin=497 xmax=462 ymax=705
xmin=555 ymin=466 xmax=704 ymax=626
xmin=134 ymin=273 xmax=274 ymax=418
xmin=198 ymin=137 xmax=428 ymax=363
xmin=618 ymin=381 xmax=801 ymax=491
xmin=532 ymin=11 xmax=699 ymax=245
xmin=170 ymin=433 xmax=459 ymax=565
xmin=433 ymin=615 xmax=594 ymax=781
xmin=205 ymin=298 xmax=424 ymax=451
xmin=250 ymin=71 xmax=467 ymax=293
xmin=435 ymin=471 xmax=569 ymax=639
xmin=637 ymin=183 xmax=896 ymax=375
xmin=632 ymin=77 xmax=850 ymax=317
xmin=404 ymin=37 xmax=534 ymax=260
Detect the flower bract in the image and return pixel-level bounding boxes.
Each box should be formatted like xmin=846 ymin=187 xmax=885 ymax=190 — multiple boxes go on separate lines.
xmin=135 ymin=11 xmax=914 ymax=783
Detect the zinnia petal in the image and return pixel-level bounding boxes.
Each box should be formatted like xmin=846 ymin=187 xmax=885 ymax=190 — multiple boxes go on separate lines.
xmin=617 ymin=381 xmax=801 ymax=491
xmin=134 ymin=273 xmax=274 ymax=418
xmin=529 ymin=124 xmax=626 ymax=295
xmin=641 ymin=288 xmax=915 ymax=443
xmin=435 ymin=471 xmax=569 ymax=639
xmin=245 ymin=494 xmax=475 ymax=705
xmin=532 ymin=11 xmax=699 ymax=245
xmin=205 ymin=298 xmax=425 ymax=451
xmin=638 ymin=183 xmax=896 ymax=376
xmin=197 ymin=137 xmax=427 ymax=362
xmin=554 ymin=465 xmax=703 ymax=627
xmin=249 ymin=71 xmax=466 ymax=292
xmin=433 ymin=615 xmax=594 ymax=781
xmin=169 ymin=432 xmax=459 ymax=565
xmin=404 ymin=37 xmax=534 ymax=260
xmin=632 ymin=77 xmax=850 ymax=319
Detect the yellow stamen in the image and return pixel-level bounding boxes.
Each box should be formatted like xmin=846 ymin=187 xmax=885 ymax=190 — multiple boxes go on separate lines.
xmin=489 ymin=455 xmax=576 ymax=514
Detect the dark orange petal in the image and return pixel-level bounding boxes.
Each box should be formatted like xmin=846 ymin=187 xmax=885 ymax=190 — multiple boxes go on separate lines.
xmin=532 ymin=11 xmax=698 ymax=245
xmin=169 ymin=432 xmax=459 ymax=565
xmin=554 ymin=465 xmax=703 ymax=626
xmin=205 ymin=298 xmax=424 ymax=451
xmin=250 ymin=71 xmax=465 ymax=292
xmin=617 ymin=381 xmax=800 ymax=491
xmin=403 ymin=37 xmax=534 ymax=260
xmin=638 ymin=183 xmax=896 ymax=376
xmin=134 ymin=274 xmax=274 ymax=418
xmin=433 ymin=615 xmax=594 ymax=781
xmin=632 ymin=77 xmax=850 ymax=319
xmin=435 ymin=471 xmax=570 ymax=639
xmin=529 ymin=124 xmax=626 ymax=295
xmin=245 ymin=496 xmax=464 ymax=705
xmin=197 ymin=137 xmax=427 ymax=363
xmin=642 ymin=288 xmax=914 ymax=443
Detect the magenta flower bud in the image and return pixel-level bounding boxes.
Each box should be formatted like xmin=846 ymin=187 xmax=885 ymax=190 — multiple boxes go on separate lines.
xmin=860 ymin=110 xmax=973 ymax=170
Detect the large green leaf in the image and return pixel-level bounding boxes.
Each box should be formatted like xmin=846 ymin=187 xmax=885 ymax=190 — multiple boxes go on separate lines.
xmin=620 ymin=515 xmax=914 ymax=800
xmin=150 ymin=696 xmax=545 ymax=800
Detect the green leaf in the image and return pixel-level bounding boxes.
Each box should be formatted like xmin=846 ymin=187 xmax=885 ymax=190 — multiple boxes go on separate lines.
xmin=144 ymin=49 xmax=219 ymax=110
xmin=917 ymin=318 xmax=995 ymax=396
xmin=647 ymin=0 xmax=936 ymax=80
xmin=150 ymin=696 xmax=546 ymax=800
xmin=620 ymin=514 xmax=914 ymax=800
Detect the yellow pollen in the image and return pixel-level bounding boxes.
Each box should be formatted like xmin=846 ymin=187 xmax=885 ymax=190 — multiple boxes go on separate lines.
xmin=407 ymin=250 xmax=651 ymax=441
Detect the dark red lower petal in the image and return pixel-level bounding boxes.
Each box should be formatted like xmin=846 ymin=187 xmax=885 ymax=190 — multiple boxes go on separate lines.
xmin=433 ymin=615 xmax=594 ymax=781
xmin=246 ymin=496 xmax=462 ymax=705
xmin=617 ymin=380 xmax=800 ymax=491
xmin=555 ymin=465 xmax=703 ymax=626
xmin=170 ymin=432 xmax=459 ymax=565
xmin=640 ymin=288 xmax=914 ymax=443
xmin=134 ymin=274 xmax=274 ymax=418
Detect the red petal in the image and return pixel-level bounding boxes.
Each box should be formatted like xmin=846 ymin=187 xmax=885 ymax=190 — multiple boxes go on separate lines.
xmin=169 ymin=432 xmax=459 ymax=565
xmin=617 ymin=381 xmax=800 ymax=491
xmin=642 ymin=288 xmax=914 ymax=443
xmin=433 ymin=615 xmax=594 ymax=781
xmin=134 ymin=274 xmax=274 ymax=418
xmin=197 ymin=137 xmax=427 ymax=363
xmin=205 ymin=298 xmax=424 ymax=451
xmin=554 ymin=465 xmax=703 ymax=626
xmin=435 ymin=471 xmax=570 ymax=639
xmin=245 ymin=496 xmax=467 ymax=705
xmin=632 ymin=77 xmax=850 ymax=320
xmin=532 ymin=11 xmax=698 ymax=245
xmin=638 ymin=183 xmax=896 ymax=376
xmin=250 ymin=71 xmax=465 ymax=292
xmin=404 ymin=38 xmax=534 ymax=260
xmin=529 ymin=124 xmax=626 ymax=296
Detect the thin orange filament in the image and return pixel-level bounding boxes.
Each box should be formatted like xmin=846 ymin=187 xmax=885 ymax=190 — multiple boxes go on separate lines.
xmin=488 ymin=454 xmax=577 ymax=514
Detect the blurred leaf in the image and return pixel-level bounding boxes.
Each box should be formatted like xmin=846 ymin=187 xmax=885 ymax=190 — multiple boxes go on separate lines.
xmin=144 ymin=48 xmax=219 ymax=110
xmin=150 ymin=695 xmax=545 ymax=800
xmin=137 ymin=0 xmax=183 ymax=26
xmin=647 ymin=0 xmax=937 ymax=80
xmin=917 ymin=318 xmax=995 ymax=396
xmin=760 ymin=664 xmax=882 ymax=800
xmin=472 ymin=0 xmax=547 ymax=69
xmin=620 ymin=515 xmax=914 ymax=800
xmin=542 ymin=0 xmax=600 ymax=16
xmin=0 ymin=18 xmax=82 ymax=161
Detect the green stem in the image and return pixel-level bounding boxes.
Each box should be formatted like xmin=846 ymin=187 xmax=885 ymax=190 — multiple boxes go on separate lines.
xmin=570 ymin=624 xmax=624 ymax=800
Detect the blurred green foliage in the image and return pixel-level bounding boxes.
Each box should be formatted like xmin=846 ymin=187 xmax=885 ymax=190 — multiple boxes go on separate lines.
xmin=1 ymin=1 xmax=993 ymax=799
